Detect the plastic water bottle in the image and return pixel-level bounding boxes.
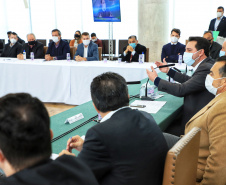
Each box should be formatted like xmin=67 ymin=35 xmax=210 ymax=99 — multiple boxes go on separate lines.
xmin=23 ymin=50 xmax=26 ymax=60
xmin=67 ymin=53 xmax=70 ymax=61
xmin=30 ymin=52 xmax=34 ymax=61
xmin=139 ymin=54 xmax=143 ymax=64
xmin=178 ymin=55 xmax=182 ymax=65
xmin=140 ymin=84 xmax=146 ymax=97
xmin=142 ymin=52 xmax=145 ymax=63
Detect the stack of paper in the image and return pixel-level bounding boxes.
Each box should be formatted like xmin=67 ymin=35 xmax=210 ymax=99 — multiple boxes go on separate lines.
xmin=130 ymin=100 xmax=166 ymax=114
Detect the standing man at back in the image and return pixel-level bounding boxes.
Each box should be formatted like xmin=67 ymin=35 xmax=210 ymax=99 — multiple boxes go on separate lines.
xmin=60 ymin=72 xmax=168 ymax=185
xmin=209 ymin=6 xmax=226 ymax=40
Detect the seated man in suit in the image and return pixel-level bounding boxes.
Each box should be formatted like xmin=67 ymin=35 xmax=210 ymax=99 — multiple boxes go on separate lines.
xmin=209 ymin=6 xmax=226 ymax=39
xmin=1 ymin=32 xmax=22 ymax=58
xmin=161 ymin=28 xmax=185 ymax=63
xmin=147 ymin=37 xmax=215 ymax=136
xmin=91 ymin=33 xmax=103 ymax=47
xmin=203 ymin=31 xmax=222 ymax=59
xmin=45 ymin=29 xmax=70 ymax=61
xmin=7 ymin=31 xmax=25 ymax=45
xmin=17 ymin=33 xmax=44 ymax=60
xmin=74 ymin=32 xmax=99 ymax=61
xmin=219 ymin=41 xmax=226 ymax=57
xmin=185 ymin=56 xmax=226 ymax=184
xmin=60 ymin=72 xmax=168 ymax=185
xmin=0 ymin=93 xmax=99 ymax=185
xmin=121 ymin=35 xmax=146 ymax=62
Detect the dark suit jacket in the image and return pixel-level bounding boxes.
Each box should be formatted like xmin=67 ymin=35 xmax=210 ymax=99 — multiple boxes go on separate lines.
xmin=46 ymin=39 xmax=70 ymax=60
xmin=1 ymin=42 xmax=22 ymax=58
xmin=210 ymin=41 xmax=222 ymax=59
xmin=209 ymin=16 xmax=226 ymax=38
xmin=161 ymin=42 xmax=185 ymax=63
xmin=78 ymin=108 xmax=168 ymax=185
xmin=21 ymin=41 xmax=44 ymax=59
xmin=74 ymin=41 xmax=99 ymax=61
xmin=0 ymin=155 xmax=99 ymax=185
xmin=156 ymin=57 xmax=215 ymax=126
xmin=121 ymin=43 xmax=146 ymax=62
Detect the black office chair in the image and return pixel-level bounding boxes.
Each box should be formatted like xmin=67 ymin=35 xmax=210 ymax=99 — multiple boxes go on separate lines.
xmin=0 ymin=39 xmax=5 ymax=54
xmin=102 ymin=39 xmax=116 ymax=56
xmin=37 ymin=39 xmax=47 ymax=46
xmin=118 ymin=39 xmax=128 ymax=56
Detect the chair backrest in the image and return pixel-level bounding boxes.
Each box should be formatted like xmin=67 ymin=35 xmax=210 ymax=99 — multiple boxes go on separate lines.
xmin=98 ymin=47 xmax=102 ymax=61
xmin=70 ymin=46 xmax=76 ymax=59
xmin=162 ymin=127 xmax=201 ymax=185
xmin=145 ymin=48 xmax=149 ymax=62
xmin=37 ymin=39 xmax=47 ymax=46
xmin=43 ymin=46 xmax=48 ymax=56
xmin=102 ymin=39 xmax=116 ymax=55
xmin=118 ymin=39 xmax=128 ymax=56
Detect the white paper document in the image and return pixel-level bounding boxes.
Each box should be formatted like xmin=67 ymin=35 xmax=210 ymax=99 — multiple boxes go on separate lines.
xmin=130 ymin=100 xmax=166 ymax=114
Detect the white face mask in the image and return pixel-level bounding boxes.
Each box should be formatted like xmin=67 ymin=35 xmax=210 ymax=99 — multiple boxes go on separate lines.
xmin=52 ymin=36 xmax=59 ymax=43
xmin=183 ymin=50 xmax=201 ymax=66
xmin=171 ymin=36 xmax=179 ymax=43
xmin=92 ymin=38 xmax=97 ymax=42
xmin=219 ymin=50 xmax=225 ymax=57
xmin=10 ymin=38 xmax=17 ymax=44
xmin=217 ymin=12 xmax=223 ymax=18
xmin=205 ymin=74 xmax=226 ymax=95
xmin=83 ymin=40 xmax=90 ymax=46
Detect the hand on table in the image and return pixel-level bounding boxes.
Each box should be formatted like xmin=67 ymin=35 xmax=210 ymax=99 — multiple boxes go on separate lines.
xmin=155 ymin=58 xmax=170 ymax=73
xmin=17 ymin=53 xmax=24 ymax=60
xmin=75 ymin=55 xmax=87 ymax=61
xmin=45 ymin=54 xmax=53 ymax=61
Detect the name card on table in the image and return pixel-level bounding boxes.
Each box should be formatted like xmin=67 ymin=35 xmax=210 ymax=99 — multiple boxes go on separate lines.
xmin=64 ymin=113 xmax=84 ymax=124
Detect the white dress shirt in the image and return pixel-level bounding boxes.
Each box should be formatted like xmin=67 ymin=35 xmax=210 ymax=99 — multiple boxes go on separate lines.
xmin=193 ymin=58 xmax=205 ymax=72
xmin=214 ymin=16 xmax=223 ymax=31
xmin=83 ymin=46 xmax=89 ymax=58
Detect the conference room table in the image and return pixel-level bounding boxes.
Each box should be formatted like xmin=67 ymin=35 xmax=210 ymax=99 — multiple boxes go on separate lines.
xmin=0 ymin=58 xmax=160 ymax=105
xmin=51 ymin=75 xmax=184 ymax=155
xmin=0 ymin=58 xmax=189 ymax=105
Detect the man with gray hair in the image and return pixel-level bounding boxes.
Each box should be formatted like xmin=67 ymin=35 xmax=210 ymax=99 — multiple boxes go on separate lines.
xmin=121 ymin=35 xmax=146 ymax=62
xmin=17 ymin=33 xmax=44 ymax=60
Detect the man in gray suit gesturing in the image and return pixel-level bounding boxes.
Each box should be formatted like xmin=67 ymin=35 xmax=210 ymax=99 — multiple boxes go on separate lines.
xmin=147 ymin=37 xmax=215 ymax=136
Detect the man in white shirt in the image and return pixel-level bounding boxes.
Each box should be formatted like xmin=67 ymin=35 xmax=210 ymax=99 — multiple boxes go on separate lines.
xmin=74 ymin=32 xmax=99 ymax=61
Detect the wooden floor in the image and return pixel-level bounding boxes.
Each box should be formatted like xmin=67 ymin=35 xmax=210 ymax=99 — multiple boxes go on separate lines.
xmin=44 ymin=103 xmax=76 ymax=117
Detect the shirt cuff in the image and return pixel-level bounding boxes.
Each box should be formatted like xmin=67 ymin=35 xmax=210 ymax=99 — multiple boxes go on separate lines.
xmin=167 ymin=68 xmax=176 ymax=78
xmin=132 ymin=51 xmax=136 ymax=55
xmin=154 ymin=77 xmax=161 ymax=86
xmin=123 ymin=52 xmax=127 ymax=56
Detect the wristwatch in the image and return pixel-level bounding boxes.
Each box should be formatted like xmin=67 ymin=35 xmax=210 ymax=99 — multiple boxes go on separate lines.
xmin=53 ymin=57 xmax=57 ymax=60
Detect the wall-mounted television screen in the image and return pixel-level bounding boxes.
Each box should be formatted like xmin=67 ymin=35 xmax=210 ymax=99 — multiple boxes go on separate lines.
xmin=92 ymin=0 xmax=121 ymax=22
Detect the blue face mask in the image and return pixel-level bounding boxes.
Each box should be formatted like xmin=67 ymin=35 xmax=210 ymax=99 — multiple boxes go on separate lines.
xmin=183 ymin=50 xmax=201 ymax=66
xmin=219 ymin=50 xmax=225 ymax=57
xmin=129 ymin=43 xmax=136 ymax=49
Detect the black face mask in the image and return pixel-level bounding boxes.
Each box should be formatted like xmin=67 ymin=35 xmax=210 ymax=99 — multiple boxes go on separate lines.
xmin=74 ymin=34 xmax=80 ymax=39
xmin=28 ymin=41 xmax=36 ymax=46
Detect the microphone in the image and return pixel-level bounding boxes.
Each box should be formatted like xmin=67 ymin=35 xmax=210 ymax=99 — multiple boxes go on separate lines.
xmin=141 ymin=78 xmax=154 ymax=101
xmin=126 ymin=81 xmax=141 ymax=85
xmin=154 ymin=64 xmax=175 ymax=69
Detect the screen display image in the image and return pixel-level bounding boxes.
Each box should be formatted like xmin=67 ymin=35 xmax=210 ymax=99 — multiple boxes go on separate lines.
xmin=92 ymin=0 xmax=121 ymax=22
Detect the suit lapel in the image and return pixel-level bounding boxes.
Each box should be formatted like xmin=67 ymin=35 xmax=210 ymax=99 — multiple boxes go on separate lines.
xmin=217 ymin=16 xmax=226 ymax=30
xmin=81 ymin=43 xmax=84 ymax=57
